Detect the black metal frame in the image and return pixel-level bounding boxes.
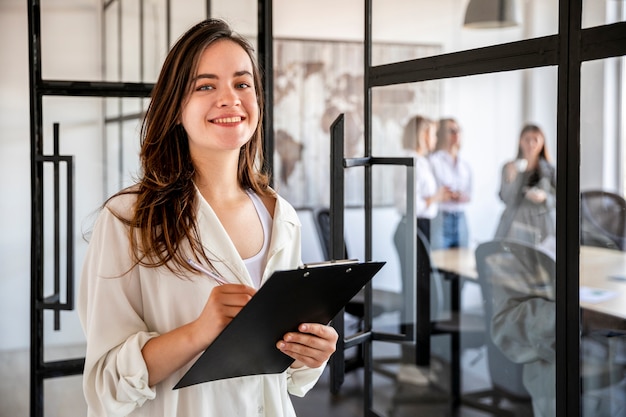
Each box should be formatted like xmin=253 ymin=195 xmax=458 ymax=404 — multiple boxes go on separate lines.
xmin=329 ymin=114 xmax=417 ymax=414
xmin=27 ymin=1 xmax=275 ymax=416
xmin=28 ymin=0 xmax=155 ymax=414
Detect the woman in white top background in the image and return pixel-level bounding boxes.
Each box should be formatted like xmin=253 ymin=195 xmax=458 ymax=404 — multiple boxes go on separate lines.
xmin=429 ymin=118 xmax=472 ymax=249
xmin=393 ymin=115 xmax=453 ymax=241
xmin=78 ymin=18 xmax=337 ymax=417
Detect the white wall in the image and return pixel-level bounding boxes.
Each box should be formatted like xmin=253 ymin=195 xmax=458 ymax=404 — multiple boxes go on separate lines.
xmin=0 ymin=0 xmax=611 ymax=351
xmin=0 ymin=1 xmax=32 ymax=351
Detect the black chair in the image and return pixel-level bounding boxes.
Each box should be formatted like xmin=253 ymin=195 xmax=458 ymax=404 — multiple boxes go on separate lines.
xmin=581 ymin=190 xmax=626 ymax=251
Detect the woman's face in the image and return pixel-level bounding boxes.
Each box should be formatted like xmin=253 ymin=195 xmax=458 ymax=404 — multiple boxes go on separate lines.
xmin=181 ymin=39 xmax=259 ymax=158
xmin=519 ymin=130 xmax=544 ymax=160
xmin=443 ymin=121 xmax=461 ymax=149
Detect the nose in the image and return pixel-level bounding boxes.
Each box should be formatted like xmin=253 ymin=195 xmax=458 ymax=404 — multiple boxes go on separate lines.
xmin=217 ymin=86 xmax=240 ymax=107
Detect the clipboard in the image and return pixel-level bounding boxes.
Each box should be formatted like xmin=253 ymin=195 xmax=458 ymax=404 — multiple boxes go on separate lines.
xmin=174 ymin=260 xmax=385 ymax=389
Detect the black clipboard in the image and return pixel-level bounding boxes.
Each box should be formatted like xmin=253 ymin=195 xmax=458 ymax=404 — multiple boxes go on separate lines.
xmin=174 ymin=260 xmax=385 ymax=389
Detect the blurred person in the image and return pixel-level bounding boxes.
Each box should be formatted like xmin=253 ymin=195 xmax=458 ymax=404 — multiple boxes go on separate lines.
xmin=494 ymin=124 xmax=556 ymax=245
xmin=393 ymin=115 xmax=453 ymax=240
xmin=429 ymin=118 xmax=472 ymax=249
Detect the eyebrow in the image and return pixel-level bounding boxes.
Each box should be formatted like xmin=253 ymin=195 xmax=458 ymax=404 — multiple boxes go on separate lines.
xmin=194 ymin=70 xmax=253 ymax=81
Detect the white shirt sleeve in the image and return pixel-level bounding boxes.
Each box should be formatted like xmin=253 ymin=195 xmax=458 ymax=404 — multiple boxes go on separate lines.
xmin=79 ymin=205 xmax=158 ymax=416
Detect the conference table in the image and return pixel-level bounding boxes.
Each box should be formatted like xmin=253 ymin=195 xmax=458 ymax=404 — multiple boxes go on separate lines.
xmin=431 ymin=245 xmax=626 ymax=326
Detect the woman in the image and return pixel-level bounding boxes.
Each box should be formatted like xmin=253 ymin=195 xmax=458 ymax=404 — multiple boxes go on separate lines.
xmin=494 ymin=124 xmax=556 ymax=244
xmin=429 ymin=118 xmax=472 ymax=249
xmin=78 ymin=19 xmax=337 ymax=417
xmin=394 ymin=115 xmax=452 ymax=240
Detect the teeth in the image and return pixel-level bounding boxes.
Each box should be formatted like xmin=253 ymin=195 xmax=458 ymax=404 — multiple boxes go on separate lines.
xmin=213 ymin=116 xmax=242 ymax=124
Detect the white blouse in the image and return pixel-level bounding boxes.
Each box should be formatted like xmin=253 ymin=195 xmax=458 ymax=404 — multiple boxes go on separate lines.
xmin=429 ymin=149 xmax=472 ymax=213
xmin=394 ymin=149 xmax=439 ymax=219
xmin=78 ymin=189 xmax=325 ymax=417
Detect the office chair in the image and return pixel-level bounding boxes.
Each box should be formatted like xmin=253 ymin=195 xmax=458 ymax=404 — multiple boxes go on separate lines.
xmin=469 ymin=240 xmax=545 ymax=416
xmin=581 ymin=190 xmax=626 ymax=251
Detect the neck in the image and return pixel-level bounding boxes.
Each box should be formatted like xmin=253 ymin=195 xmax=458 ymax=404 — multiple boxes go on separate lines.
xmin=526 ymin=155 xmax=541 ymax=170
xmin=193 ymin=152 xmax=243 ymax=203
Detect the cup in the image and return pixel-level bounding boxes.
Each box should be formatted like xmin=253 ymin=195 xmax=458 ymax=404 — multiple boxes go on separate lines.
xmin=514 ymin=158 xmax=528 ymax=172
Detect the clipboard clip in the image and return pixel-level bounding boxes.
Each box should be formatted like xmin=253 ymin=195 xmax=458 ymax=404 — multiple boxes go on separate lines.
xmin=300 ymin=259 xmax=359 ymax=269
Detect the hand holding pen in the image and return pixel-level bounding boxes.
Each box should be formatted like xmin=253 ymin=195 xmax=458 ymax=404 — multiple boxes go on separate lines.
xmin=187 ymin=258 xmax=256 ymax=348
xmin=187 ymin=258 xmax=229 ymax=285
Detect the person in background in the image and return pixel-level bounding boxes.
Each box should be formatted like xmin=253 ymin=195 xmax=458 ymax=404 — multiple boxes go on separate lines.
xmin=393 ymin=115 xmax=453 ymax=240
xmin=78 ymin=18 xmax=337 ymax=417
xmin=429 ymin=118 xmax=472 ymax=249
xmin=494 ymin=124 xmax=556 ymax=245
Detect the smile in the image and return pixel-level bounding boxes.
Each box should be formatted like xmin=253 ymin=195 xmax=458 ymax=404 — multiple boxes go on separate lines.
xmin=211 ymin=116 xmax=243 ymax=124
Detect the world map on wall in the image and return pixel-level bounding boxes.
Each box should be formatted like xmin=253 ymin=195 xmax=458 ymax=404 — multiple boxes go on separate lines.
xmin=272 ymin=39 xmax=441 ymax=208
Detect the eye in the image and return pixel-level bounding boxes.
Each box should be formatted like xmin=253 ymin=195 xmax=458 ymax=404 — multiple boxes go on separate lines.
xmin=195 ymin=83 xmax=214 ymax=91
xmin=236 ymin=82 xmax=252 ymax=89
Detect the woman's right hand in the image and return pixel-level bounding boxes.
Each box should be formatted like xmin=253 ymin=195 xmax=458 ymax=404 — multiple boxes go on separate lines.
xmin=141 ymin=283 xmax=256 ymax=387
xmin=193 ymin=284 xmax=256 ymax=349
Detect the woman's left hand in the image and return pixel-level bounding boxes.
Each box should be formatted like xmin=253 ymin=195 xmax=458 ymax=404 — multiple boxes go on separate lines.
xmin=277 ymin=323 xmax=338 ymax=369
xmin=525 ymin=187 xmax=547 ymax=203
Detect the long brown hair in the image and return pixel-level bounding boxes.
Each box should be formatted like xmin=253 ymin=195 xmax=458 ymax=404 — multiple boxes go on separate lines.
xmin=110 ymin=18 xmax=271 ymax=275
xmin=402 ymin=115 xmax=434 ymax=153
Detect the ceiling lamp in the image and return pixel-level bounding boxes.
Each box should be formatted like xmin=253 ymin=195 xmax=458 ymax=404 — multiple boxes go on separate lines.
xmin=463 ymin=0 xmax=519 ymax=29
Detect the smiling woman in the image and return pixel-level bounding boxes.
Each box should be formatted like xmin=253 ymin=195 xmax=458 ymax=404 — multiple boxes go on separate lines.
xmin=77 ymin=18 xmax=337 ymax=417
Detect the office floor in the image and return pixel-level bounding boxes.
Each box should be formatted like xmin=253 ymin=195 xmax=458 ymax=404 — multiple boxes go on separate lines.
xmin=0 ymin=344 xmax=498 ymax=417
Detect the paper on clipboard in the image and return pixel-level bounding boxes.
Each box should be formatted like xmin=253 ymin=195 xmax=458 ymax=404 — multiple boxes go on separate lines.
xmin=173 ymin=260 xmax=385 ymax=389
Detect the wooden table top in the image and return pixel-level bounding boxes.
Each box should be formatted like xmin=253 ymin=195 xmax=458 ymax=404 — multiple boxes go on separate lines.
xmin=431 ymin=245 xmax=626 ymax=321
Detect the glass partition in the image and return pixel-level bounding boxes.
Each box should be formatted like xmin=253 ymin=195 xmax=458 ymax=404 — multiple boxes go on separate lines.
xmin=580 ymin=57 xmax=626 ymax=417
xmin=583 ymin=0 xmax=626 ymax=28
xmin=40 ymin=0 xmax=255 ymax=83
xmin=368 ymin=66 xmax=558 ymax=416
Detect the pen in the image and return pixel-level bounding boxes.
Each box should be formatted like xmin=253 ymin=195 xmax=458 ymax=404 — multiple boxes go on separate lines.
xmin=187 ymin=258 xmax=228 ymax=285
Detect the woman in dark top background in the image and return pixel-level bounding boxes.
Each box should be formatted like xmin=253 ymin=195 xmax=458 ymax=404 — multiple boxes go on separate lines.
xmin=494 ymin=124 xmax=556 ymax=245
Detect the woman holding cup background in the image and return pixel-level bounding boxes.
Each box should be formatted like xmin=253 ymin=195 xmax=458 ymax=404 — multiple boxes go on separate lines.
xmin=494 ymin=124 xmax=556 ymax=245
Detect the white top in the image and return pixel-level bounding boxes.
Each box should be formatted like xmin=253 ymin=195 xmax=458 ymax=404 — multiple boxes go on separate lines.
xmin=394 ymin=149 xmax=439 ymax=219
xmin=78 ymin=189 xmax=324 ymax=417
xmin=244 ymin=189 xmax=273 ymax=288
xmin=429 ymin=149 xmax=472 ymax=213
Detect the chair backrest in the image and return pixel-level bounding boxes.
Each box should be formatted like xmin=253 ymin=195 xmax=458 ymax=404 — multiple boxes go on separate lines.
xmin=474 ymin=240 xmax=556 ymax=400
xmin=296 ymin=208 xmax=327 ymax=264
xmin=581 ymin=190 xmax=626 ymax=251
xmin=314 ymin=207 xmax=349 ymax=260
